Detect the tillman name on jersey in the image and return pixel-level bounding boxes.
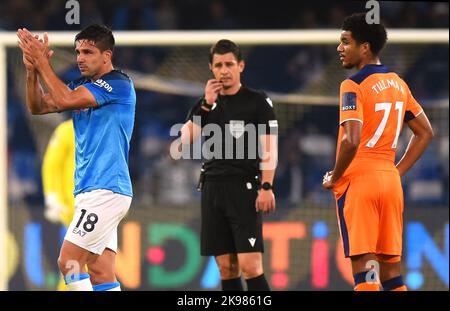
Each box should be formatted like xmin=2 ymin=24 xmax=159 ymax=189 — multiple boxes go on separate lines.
xmin=371 ymin=78 xmax=405 ymax=95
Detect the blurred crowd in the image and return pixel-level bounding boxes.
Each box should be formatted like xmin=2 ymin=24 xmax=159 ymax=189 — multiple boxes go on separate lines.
xmin=0 ymin=0 xmax=448 ymax=31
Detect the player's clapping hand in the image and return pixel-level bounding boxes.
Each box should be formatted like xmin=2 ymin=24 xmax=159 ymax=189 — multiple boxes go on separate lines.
xmin=256 ymin=190 xmax=276 ymax=214
xmin=204 ymin=79 xmax=223 ymax=104
xmin=21 ymin=46 xmax=35 ymax=72
xmin=322 ymin=170 xmax=335 ymax=190
xmin=17 ymin=28 xmax=54 ymax=69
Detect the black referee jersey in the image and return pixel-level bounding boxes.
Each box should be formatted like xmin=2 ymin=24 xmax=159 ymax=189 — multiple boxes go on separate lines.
xmin=186 ymin=86 xmax=278 ymax=177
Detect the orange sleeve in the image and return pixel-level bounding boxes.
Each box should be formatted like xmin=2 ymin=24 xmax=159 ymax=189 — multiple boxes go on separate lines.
xmin=404 ymin=84 xmax=423 ymax=122
xmin=339 ymin=79 xmax=364 ymax=125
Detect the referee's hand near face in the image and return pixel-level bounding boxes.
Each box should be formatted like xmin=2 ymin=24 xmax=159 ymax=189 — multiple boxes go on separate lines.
xmin=204 ymin=79 xmax=223 ymax=105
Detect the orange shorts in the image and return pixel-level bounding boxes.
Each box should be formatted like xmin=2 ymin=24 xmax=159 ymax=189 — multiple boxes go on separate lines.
xmin=333 ymin=170 xmax=404 ymax=258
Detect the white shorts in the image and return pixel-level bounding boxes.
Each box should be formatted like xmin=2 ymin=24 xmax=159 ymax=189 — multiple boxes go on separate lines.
xmin=64 ymin=189 xmax=132 ymax=255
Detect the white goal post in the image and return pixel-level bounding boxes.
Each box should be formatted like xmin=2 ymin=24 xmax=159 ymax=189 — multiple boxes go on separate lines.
xmin=0 ymin=29 xmax=448 ymax=290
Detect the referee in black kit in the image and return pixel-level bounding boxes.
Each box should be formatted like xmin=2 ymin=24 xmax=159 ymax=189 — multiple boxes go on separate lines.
xmin=181 ymin=39 xmax=278 ymax=291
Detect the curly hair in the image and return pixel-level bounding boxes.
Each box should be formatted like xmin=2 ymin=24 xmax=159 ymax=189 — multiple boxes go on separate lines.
xmin=342 ymin=13 xmax=388 ymax=56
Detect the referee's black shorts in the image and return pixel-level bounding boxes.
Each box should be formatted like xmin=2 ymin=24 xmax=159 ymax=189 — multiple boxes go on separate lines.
xmin=200 ymin=175 xmax=263 ymax=256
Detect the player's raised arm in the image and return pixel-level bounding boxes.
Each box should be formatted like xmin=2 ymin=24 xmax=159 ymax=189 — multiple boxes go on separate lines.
xmin=18 ymin=31 xmax=59 ymax=114
xmin=24 ymin=62 xmax=58 ymax=115
xmin=17 ymin=29 xmax=98 ymax=112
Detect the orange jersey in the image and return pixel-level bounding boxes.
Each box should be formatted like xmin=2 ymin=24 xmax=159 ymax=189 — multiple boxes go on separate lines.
xmin=332 ymin=64 xmax=422 ymax=258
xmin=337 ymin=64 xmax=423 ymax=177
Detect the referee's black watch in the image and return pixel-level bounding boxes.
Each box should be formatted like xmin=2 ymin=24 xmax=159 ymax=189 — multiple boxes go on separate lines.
xmin=261 ymin=182 xmax=273 ymax=191
xmin=201 ymin=99 xmax=215 ymax=110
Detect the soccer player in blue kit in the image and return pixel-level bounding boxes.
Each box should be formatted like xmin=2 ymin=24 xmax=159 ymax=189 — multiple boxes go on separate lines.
xmin=17 ymin=24 xmax=136 ymax=291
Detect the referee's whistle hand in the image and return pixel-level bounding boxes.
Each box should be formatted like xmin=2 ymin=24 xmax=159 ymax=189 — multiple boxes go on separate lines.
xmin=204 ymin=79 xmax=223 ymax=104
xmin=256 ymin=190 xmax=276 ymax=214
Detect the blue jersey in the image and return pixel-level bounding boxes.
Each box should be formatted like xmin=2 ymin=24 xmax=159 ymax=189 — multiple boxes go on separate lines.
xmin=68 ymin=69 xmax=136 ymax=197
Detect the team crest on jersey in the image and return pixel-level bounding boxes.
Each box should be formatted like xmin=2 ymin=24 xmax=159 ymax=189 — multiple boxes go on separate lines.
xmin=342 ymin=92 xmax=357 ymax=111
xmin=229 ymin=120 xmax=245 ymax=139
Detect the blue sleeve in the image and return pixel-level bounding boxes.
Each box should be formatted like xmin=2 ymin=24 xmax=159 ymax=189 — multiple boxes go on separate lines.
xmin=83 ymin=79 xmax=132 ymax=106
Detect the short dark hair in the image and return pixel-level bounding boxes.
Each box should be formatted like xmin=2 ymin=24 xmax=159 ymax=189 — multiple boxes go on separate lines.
xmin=75 ymin=24 xmax=115 ymax=52
xmin=209 ymin=39 xmax=243 ymax=64
xmin=342 ymin=13 xmax=387 ymax=56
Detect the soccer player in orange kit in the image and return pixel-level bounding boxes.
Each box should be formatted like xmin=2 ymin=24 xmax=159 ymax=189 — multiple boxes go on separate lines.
xmin=322 ymin=13 xmax=434 ymax=291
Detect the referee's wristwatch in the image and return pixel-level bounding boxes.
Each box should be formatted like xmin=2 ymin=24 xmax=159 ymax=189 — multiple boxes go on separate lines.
xmin=201 ymin=99 xmax=215 ymax=110
xmin=261 ymin=182 xmax=273 ymax=191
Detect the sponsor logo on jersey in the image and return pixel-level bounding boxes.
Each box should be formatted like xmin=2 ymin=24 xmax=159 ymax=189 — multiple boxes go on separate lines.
xmin=266 ymin=97 xmax=273 ymax=107
xmin=72 ymin=227 xmax=87 ymax=237
xmin=342 ymin=92 xmax=357 ymax=111
xmin=94 ymin=79 xmax=113 ymax=92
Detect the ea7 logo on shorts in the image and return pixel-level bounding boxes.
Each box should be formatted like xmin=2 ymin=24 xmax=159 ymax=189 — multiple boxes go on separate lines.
xmin=72 ymin=227 xmax=87 ymax=237
xmin=342 ymin=92 xmax=357 ymax=111
xmin=94 ymin=79 xmax=113 ymax=92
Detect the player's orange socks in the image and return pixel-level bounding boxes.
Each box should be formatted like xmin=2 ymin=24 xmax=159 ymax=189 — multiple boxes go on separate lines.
xmin=354 ymin=282 xmax=380 ymax=291
xmin=353 ymin=271 xmax=380 ymax=291
xmin=390 ymin=285 xmax=407 ymax=291
xmin=382 ymin=276 xmax=407 ymax=291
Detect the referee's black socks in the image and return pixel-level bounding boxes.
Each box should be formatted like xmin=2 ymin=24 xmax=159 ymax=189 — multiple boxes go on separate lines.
xmin=221 ymin=277 xmax=244 ymax=291
xmin=246 ymin=274 xmax=271 ymax=291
